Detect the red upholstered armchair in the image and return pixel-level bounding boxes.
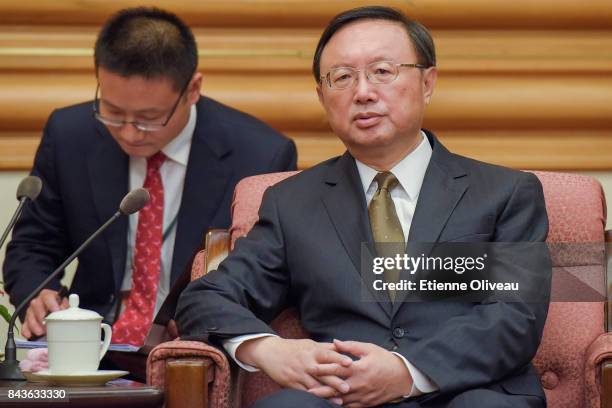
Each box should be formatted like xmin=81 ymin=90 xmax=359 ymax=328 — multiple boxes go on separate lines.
xmin=147 ymin=171 xmax=612 ymax=408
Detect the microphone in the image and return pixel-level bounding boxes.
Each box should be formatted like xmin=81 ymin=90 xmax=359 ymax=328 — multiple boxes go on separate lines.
xmin=0 ymin=176 xmax=42 ymax=251
xmin=0 ymin=188 xmax=149 ymax=380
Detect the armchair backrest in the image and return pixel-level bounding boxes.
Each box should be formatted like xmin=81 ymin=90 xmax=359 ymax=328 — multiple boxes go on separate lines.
xmin=529 ymin=171 xmax=606 ymax=408
xmin=226 ymin=170 xmax=608 ymax=408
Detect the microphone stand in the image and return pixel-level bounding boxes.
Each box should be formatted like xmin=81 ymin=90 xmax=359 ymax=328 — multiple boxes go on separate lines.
xmin=0 ymin=211 xmax=122 ymax=381
xmin=0 ymin=197 xmax=28 ymax=250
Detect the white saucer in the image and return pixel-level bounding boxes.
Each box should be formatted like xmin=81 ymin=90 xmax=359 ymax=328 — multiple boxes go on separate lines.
xmin=27 ymin=370 xmax=129 ymax=386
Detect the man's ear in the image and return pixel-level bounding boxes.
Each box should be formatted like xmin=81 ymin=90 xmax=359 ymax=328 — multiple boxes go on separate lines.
xmin=187 ymin=72 xmax=203 ymax=104
xmin=423 ymin=67 xmax=437 ymax=105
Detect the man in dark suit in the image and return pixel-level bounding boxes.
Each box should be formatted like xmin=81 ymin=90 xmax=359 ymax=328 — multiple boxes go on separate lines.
xmin=176 ymin=6 xmax=549 ymax=408
xmin=2 ymin=7 xmax=296 ymax=344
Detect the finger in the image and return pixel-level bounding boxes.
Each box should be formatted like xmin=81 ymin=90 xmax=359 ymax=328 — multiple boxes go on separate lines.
xmin=316 ymin=375 xmax=350 ymax=394
xmin=333 ymin=339 xmax=370 ymax=357
xmin=60 ymin=297 xmax=69 ymax=309
xmin=319 ymin=342 xmax=336 ymax=349
xmin=340 ymin=389 xmax=374 ymax=407
xmin=342 ymin=392 xmax=367 ymax=407
xmin=21 ymin=321 xmax=32 ymax=339
xmin=289 ymin=382 xmax=308 ymax=392
xmin=316 ymin=348 xmax=353 ymax=367
xmin=28 ymin=298 xmax=47 ymax=325
xmin=310 ymin=363 xmax=352 ymax=378
xmin=329 ymin=397 xmax=343 ymax=406
xmin=299 ymin=373 xmax=325 ymax=391
xmin=24 ymin=308 xmax=45 ymax=337
xmin=26 ymin=313 xmax=45 ymax=337
xmin=308 ymin=385 xmax=340 ymax=399
xmin=40 ymin=291 xmax=62 ymax=313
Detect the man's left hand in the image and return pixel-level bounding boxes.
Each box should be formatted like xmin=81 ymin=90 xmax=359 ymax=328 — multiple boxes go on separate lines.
xmin=310 ymin=339 xmax=413 ymax=407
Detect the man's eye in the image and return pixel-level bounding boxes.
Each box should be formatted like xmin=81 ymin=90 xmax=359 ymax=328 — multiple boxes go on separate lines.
xmin=332 ymin=72 xmax=353 ymax=84
xmin=105 ymin=111 xmax=124 ymax=119
xmin=138 ymin=115 xmax=162 ymax=122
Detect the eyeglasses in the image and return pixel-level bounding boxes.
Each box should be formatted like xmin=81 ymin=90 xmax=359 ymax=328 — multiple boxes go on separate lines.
xmin=92 ymin=74 xmax=193 ymax=132
xmin=320 ymin=60 xmax=429 ymax=90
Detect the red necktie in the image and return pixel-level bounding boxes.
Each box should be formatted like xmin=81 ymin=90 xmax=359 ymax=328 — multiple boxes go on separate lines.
xmin=112 ymin=152 xmax=165 ymax=346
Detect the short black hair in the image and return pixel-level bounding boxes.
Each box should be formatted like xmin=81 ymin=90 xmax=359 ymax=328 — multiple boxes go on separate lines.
xmin=94 ymin=7 xmax=197 ymax=91
xmin=313 ymin=6 xmax=436 ymax=82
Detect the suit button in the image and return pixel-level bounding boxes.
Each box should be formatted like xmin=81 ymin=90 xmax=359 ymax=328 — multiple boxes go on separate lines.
xmin=109 ymin=294 xmax=115 ymax=302
xmin=392 ymin=327 xmax=405 ymax=339
xmin=392 ymin=345 xmax=399 ymax=351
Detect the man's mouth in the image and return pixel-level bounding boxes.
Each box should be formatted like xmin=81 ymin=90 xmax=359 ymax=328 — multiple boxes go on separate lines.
xmin=353 ymin=112 xmax=383 ymax=128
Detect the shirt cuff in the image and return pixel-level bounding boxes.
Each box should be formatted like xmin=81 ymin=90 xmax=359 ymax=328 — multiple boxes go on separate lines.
xmin=391 ymin=352 xmax=438 ymax=397
xmin=223 ymin=333 xmax=278 ymax=372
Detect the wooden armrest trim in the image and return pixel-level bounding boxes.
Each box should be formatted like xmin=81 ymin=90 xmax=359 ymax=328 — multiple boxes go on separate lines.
xmin=603 ymin=359 xmax=612 ymax=408
xmin=165 ymin=359 xmax=210 ymax=408
xmin=205 ymin=229 xmax=230 ymax=275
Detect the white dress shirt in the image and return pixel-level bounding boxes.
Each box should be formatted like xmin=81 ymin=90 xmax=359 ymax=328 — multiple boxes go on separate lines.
xmin=224 ymin=131 xmax=438 ymax=398
xmin=116 ymin=104 xmax=196 ymax=318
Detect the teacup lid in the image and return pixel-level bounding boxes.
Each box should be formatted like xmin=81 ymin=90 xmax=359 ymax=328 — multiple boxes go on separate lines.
xmin=45 ymin=294 xmax=102 ymax=321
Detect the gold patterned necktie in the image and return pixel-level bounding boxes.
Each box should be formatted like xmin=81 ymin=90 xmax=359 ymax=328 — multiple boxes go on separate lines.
xmin=368 ymin=171 xmax=405 ymax=301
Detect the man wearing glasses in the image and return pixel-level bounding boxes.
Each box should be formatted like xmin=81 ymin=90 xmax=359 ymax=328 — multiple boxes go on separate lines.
xmin=177 ymin=6 xmax=549 ymax=408
xmin=3 ymin=7 xmax=297 ymax=349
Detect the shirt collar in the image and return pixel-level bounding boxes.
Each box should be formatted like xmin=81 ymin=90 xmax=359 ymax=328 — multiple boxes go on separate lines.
xmin=160 ymin=104 xmax=196 ymax=166
xmin=355 ymin=130 xmax=432 ymax=200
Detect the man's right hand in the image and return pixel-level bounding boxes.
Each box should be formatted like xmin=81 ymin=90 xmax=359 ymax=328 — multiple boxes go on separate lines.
xmin=236 ymin=336 xmax=353 ymax=400
xmin=22 ymin=289 xmax=69 ymax=339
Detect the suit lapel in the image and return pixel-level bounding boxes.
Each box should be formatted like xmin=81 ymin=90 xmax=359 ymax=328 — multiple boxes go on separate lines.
xmin=87 ymin=122 xmax=129 ymax=292
xmin=170 ymin=99 xmax=233 ymax=284
xmin=392 ymin=131 xmax=469 ymax=312
xmin=321 ymin=153 xmax=392 ymax=317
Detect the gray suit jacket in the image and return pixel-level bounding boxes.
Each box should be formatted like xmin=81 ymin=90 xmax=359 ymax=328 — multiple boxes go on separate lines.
xmin=176 ymin=130 xmax=550 ymax=402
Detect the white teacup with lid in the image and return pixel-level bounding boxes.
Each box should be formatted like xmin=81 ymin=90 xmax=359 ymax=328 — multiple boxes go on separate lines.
xmin=45 ymin=293 xmax=112 ymax=374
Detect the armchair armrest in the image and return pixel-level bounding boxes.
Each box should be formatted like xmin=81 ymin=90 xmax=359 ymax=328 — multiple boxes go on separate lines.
xmin=586 ymin=333 xmax=612 ymax=408
xmin=599 ymin=230 xmax=612 ymax=408
xmin=149 ymin=230 xmax=232 ymax=408
xmin=147 ymin=340 xmax=231 ymax=408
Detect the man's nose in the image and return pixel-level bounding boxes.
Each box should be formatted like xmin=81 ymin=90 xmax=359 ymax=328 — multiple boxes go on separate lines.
xmin=353 ymin=72 xmax=378 ymax=104
xmin=117 ymin=122 xmax=146 ymax=143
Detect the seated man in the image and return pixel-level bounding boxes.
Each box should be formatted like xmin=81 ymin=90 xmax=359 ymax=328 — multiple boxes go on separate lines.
xmin=2 ymin=7 xmax=297 ymax=347
xmin=176 ymin=6 xmax=549 ymax=408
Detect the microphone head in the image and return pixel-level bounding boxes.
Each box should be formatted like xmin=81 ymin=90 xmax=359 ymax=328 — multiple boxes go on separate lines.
xmin=16 ymin=176 xmax=42 ymax=201
xmin=119 ymin=188 xmax=150 ymax=215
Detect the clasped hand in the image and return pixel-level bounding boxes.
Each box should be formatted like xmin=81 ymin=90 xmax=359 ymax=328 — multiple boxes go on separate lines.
xmin=236 ymin=337 xmax=413 ymax=407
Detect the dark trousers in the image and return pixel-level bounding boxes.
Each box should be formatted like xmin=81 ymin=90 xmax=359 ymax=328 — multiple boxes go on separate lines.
xmin=251 ymin=388 xmax=545 ymax=408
